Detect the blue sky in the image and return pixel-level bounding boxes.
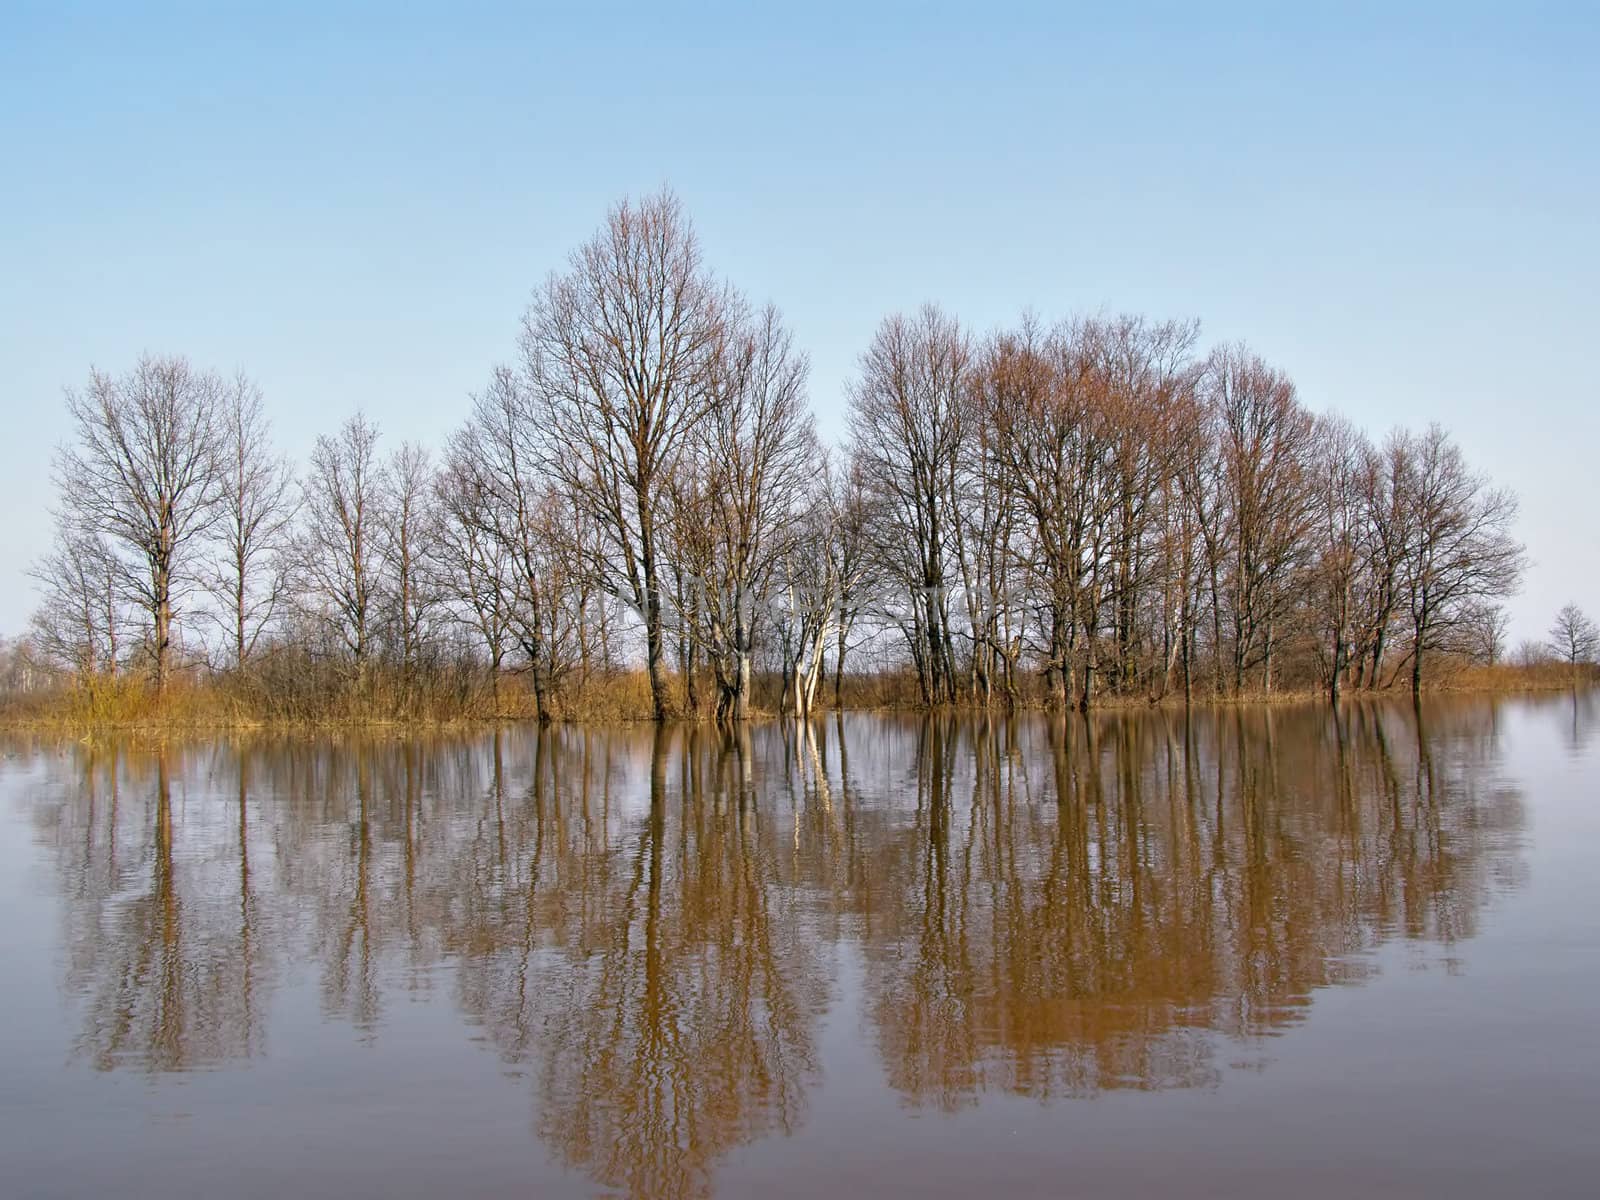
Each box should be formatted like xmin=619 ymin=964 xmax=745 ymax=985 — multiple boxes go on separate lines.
xmin=1 ymin=1 xmax=1595 ymax=641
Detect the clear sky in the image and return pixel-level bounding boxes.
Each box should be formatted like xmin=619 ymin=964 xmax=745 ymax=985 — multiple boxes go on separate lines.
xmin=1 ymin=1 xmax=1595 ymax=643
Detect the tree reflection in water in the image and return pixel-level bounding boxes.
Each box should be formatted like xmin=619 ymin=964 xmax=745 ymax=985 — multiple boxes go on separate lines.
xmin=852 ymin=703 xmax=1523 ymax=1109
xmin=22 ymin=697 xmax=1528 ymax=1198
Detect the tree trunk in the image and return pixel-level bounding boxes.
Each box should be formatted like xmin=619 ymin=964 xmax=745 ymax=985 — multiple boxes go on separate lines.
xmin=644 ymin=580 xmax=669 ymax=721
xmin=834 ymin=620 xmax=847 ymax=708
xmin=735 ymin=651 xmax=751 ymax=722
xmin=153 ymin=566 xmax=172 ymax=696
xmin=234 ymin=547 xmax=247 ymax=667
xmin=1079 ymin=630 xmax=1095 ymax=713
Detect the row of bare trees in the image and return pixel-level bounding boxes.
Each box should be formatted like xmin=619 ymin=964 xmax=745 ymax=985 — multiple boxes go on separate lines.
xmin=848 ymin=306 xmax=1526 ymax=708
xmin=24 ymin=190 xmax=1531 ymax=719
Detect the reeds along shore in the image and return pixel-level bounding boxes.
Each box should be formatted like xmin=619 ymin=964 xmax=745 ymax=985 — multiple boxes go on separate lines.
xmin=2 ymin=658 xmax=1593 ymax=733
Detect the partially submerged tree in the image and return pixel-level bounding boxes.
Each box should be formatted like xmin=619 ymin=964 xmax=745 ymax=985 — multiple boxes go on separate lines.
xmin=523 ymin=188 xmax=729 ymax=720
xmin=826 ymin=455 xmax=879 ymax=706
xmin=1206 ymin=344 xmax=1317 ymax=695
xmin=977 ymin=316 xmax=1099 ymax=707
xmin=667 ymin=304 xmax=817 ymax=721
xmin=848 ymin=305 xmax=972 ymax=706
xmin=773 ymin=493 xmax=843 ymax=720
xmin=1397 ymin=425 xmax=1524 ymax=695
xmin=448 ymin=369 xmax=592 ymax=723
xmin=1308 ymin=416 xmax=1370 ymax=703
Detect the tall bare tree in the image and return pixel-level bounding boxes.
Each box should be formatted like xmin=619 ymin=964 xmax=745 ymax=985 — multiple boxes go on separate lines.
xmin=54 ymin=355 xmax=225 ymax=692
xmin=667 ymin=304 xmax=816 ymax=721
xmin=1350 ymin=434 xmax=1413 ymax=689
xmin=1089 ymin=315 xmax=1200 ymax=701
xmin=447 ymin=368 xmax=574 ymax=719
xmin=1205 ymin=344 xmax=1316 ymax=694
xmin=377 ymin=441 xmax=437 ymax=670
xmin=209 ymin=374 xmax=296 ymax=667
xmin=432 ymin=450 xmax=515 ymax=706
xmin=978 ymin=317 xmax=1110 ymax=707
xmin=848 ymin=305 xmax=971 ymax=705
xmin=300 ymin=413 xmax=383 ymax=666
xmin=1397 ymin=424 xmax=1524 ymax=695
xmin=1309 ymin=416 xmax=1371 ymax=703
xmin=773 ymin=493 xmax=843 ymax=720
xmin=522 ymin=189 xmax=729 ymax=719
xmin=827 ymin=455 xmax=879 ymax=706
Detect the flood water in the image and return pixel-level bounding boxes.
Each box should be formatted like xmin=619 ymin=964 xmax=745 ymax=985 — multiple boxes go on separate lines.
xmin=2 ymin=696 xmax=1597 ymax=1198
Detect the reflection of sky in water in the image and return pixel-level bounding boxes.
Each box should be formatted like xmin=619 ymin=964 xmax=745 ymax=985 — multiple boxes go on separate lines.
xmin=1 ymin=692 xmax=1597 ymax=1199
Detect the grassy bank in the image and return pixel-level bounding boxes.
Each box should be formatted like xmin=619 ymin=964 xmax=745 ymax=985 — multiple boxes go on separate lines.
xmin=3 ymin=660 xmax=1594 ymax=734
xmin=1437 ymin=662 xmax=1599 ymax=692
xmin=0 ymin=665 xmax=658 ymax=732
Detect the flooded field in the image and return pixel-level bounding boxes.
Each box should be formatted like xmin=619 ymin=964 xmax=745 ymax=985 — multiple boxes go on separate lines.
xmin=2 ymin=695 xmax=1597 ymax=1198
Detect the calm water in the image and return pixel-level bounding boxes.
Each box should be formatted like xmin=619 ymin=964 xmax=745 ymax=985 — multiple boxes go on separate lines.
xmin=2 ymin=697 xmax=1597 ymax=1198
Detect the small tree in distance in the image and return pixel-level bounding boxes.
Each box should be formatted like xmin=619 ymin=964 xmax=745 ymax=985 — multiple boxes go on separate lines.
xmin=1548 ymin=603 xmax=1599 ymax=668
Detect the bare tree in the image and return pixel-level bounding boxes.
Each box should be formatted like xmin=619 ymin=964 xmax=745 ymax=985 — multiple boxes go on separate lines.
xmin=54 ymin=355 xmax=225 ymax=692
xmin=209 ymin=374 xmax=296 ymax=667
xmin=1205 ymin=344 xmax=1316 ymax=694
xmin=0 ymin=634 xmax=55 ymax=697
xmin=432 ymin=451 xmax=515 ymax=706
xmin=1350 ymin=434 xmax=1413 ymax=690
xmin=1514 ymin=639 xmax=1551 ymax=668
xmin=1085 ymin=316 xmax=1199 ymax=698
xmin=300 ymin=413 xmax=383 ymax=666
xmin=447 ymin=368 xmax=574 ymax=719
xmin=377 ymin=441 xmax=438 ymax=670
xmin=848 ymin=305 xmax=971 ymax=705
xmin=980 ymin=316 xmax=1201 ymax=709
xmin=1309 ymin=416 xmax=1371 ymax=702
xmin=522 ymin=189 xmax=729 ymax=719
xmin=667 ymin=304 xmax=816 ymax=721
xmin=1463 ymin=601 xmax=1512 ymax=666
xmin=1398 ymin=424 xmax=1524 ymax=695
xmin=28 ymin=519 xmax=126 ymax=677
xmin=827 ymin=455 xmax=879 ymax=706
xmin=518 ymin=487 xmax=590 ymax=698
xmin=1548 ymin=603 xmax=1599 ymax=667
xmin=773 ymin=493 xmax=842 ymax=720
xmin=977 ymin=316 xmax=1092 ymax=706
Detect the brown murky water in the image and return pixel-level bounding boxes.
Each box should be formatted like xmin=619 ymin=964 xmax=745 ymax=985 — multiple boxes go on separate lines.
xmin=2 ymin=696 xmax=1597 ymax=1198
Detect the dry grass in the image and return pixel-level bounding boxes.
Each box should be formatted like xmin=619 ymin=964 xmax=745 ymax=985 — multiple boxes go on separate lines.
xmin=1443 ymin=661 xmax=1599 ymax=693
xmin=2 ymin=660 xmax=1592 ymax=733
xmin=545 ymin=670 xmax=660 ymax=723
